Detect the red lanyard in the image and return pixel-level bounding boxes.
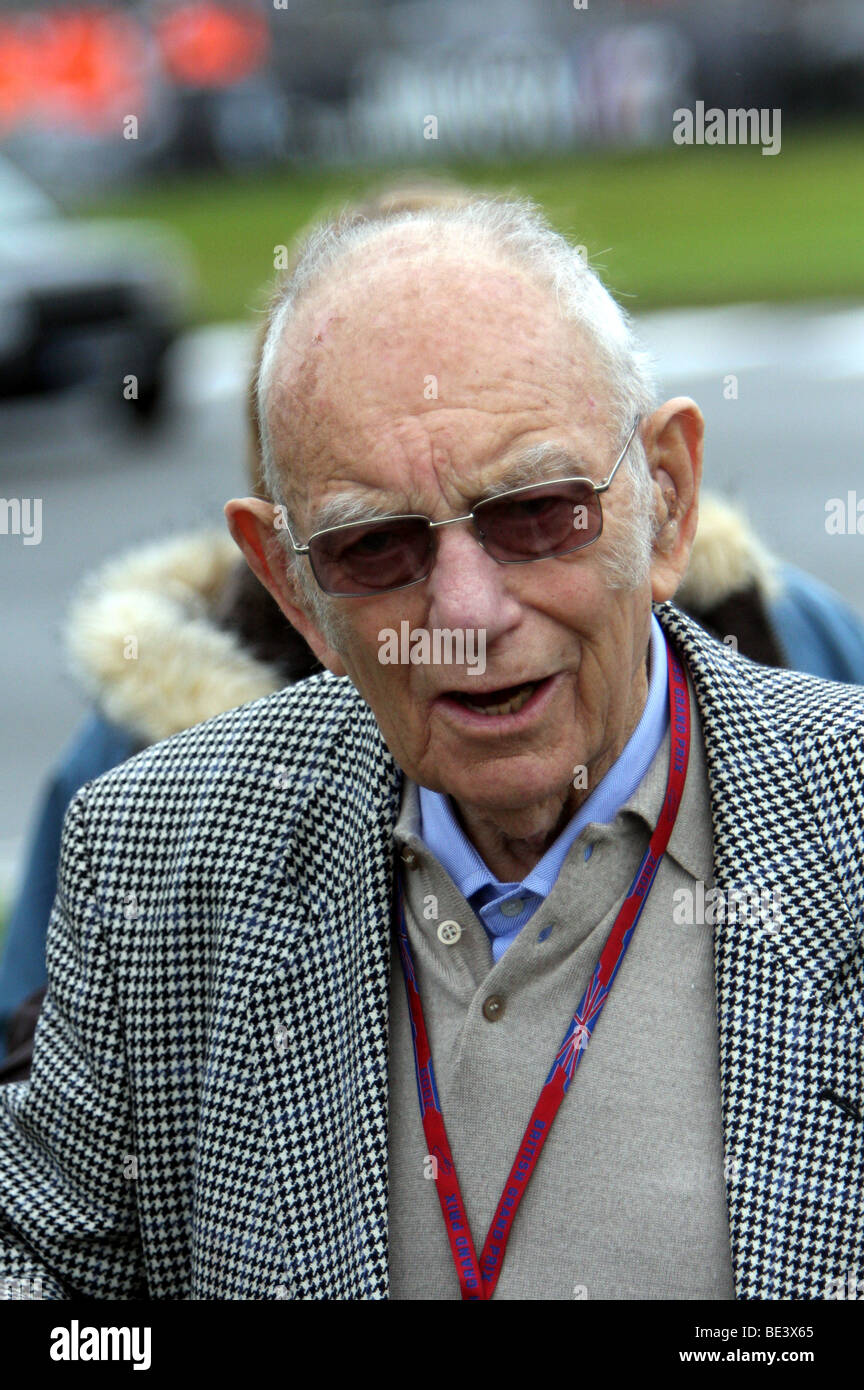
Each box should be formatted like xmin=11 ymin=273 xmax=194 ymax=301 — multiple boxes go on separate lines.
xmin=395 ymin=638 xmax=691 ymax=1300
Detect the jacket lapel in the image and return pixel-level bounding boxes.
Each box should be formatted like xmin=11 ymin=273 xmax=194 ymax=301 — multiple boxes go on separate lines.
xmin=242 ymin=690 xmax=402 ymax=1298
xmin=656 ymin=602 xmax=864 ymax=1299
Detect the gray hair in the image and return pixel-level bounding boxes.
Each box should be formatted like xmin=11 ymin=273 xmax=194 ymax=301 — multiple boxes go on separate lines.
xmin=257 ymin=196 xmax=660 ymax=635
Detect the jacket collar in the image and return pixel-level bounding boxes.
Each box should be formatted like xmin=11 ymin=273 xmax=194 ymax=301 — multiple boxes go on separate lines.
xmin=243 ymin=603 xmax=863 ymax=1299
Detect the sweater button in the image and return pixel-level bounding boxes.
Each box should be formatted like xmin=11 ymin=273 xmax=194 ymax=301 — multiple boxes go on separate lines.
xmin=437 ymin=919 xmax=462 ymax=945
xmin=482 ymin=995 xmax=505 ymax=1022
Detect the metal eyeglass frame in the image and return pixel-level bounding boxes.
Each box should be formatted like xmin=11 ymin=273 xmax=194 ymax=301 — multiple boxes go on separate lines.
xmin=283 ymin=415 xmax=641 ymax=596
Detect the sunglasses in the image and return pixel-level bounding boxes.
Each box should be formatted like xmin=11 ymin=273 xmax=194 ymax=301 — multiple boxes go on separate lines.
xmin=284 ymin=417 xmax=641 ymax=598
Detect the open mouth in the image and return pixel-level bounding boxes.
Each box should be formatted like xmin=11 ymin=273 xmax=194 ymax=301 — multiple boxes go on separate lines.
xmin=448 ymin=679 xmax=541 ymax=717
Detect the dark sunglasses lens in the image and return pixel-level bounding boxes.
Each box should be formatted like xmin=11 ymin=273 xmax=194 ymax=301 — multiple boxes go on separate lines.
xmin=475 ymin=481 xmax=601 ymax=561
xmin=309 ymin=517 xmax=431 ymax=595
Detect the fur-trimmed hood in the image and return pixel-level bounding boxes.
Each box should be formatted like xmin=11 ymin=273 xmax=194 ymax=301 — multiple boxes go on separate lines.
xmin=64 ymin=496 xmax=782 ymax=747
xmin=64 ymin=531 xmax=318 ymax=746
xmin=677 ymin=493 xmax=780 ymax=611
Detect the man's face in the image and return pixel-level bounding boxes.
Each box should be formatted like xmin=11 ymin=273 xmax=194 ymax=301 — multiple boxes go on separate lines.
xmin=268 ymin=243 xmax=657 ymax=836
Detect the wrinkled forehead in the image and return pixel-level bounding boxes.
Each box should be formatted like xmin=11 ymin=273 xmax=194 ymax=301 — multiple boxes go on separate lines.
xmin=266 ymin=233 xmax=611 ymax=517
xmin=276 ymin=232 xmax=576 ymax=386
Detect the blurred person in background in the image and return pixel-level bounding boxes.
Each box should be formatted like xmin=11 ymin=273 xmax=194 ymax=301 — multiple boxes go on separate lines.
xmin=2 ymin=181 xmax=864 ymax=1086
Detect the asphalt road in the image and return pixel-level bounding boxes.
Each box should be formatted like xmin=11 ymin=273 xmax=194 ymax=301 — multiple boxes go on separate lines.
xmin=1 ymin=303 xmax=863 ymax=888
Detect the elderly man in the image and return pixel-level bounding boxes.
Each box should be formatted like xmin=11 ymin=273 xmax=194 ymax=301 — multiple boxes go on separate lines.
xmin=1 ymin=197 xmax=863 ymax=1303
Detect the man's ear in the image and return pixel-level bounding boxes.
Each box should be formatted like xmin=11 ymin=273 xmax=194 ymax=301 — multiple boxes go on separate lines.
xmin=642 ymin=398 xmax=703 ymax=603
xmin=223 ymin=497 xmax=347 ymax=676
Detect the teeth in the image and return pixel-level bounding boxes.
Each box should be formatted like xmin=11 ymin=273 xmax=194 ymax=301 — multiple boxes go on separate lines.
xmin=460 ymin=682 xmax=537 ymax=716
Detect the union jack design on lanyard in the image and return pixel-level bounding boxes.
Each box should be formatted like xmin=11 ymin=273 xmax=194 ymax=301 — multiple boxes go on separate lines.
xmin=394 ymin=636 xmax=691 ymax=1300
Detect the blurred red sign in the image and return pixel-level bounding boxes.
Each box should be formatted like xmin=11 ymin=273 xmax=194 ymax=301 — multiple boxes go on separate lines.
xmin=155 ymin=2 xmax=270 ymax=88
xmin=0 ymin=8 xmax=148 ymax=134
xmin=0 ymin=3 xmax=270 ymax=137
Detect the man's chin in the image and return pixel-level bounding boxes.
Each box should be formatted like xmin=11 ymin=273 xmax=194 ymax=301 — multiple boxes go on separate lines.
xmin=427 ymin=757 xmax=576 ymax=822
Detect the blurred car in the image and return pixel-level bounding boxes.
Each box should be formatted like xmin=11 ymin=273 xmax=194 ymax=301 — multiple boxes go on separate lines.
xmin=0 ymin=154 xmax=193 ymax=425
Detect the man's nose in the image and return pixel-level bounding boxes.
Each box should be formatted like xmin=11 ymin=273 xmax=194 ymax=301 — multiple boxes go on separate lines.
xmin=422 ymin=522 xmax=523 ymax=640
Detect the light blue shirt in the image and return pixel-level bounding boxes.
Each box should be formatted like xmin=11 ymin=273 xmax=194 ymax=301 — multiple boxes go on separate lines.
xmin=418 ymin=614 xmax=669 ymax=961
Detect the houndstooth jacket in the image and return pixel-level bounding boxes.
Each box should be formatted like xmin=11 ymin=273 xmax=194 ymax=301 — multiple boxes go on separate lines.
xmin=1 ymin=601 xmax=863 ymax=1301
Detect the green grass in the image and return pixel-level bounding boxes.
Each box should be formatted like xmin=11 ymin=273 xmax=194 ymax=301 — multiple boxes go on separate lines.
xmin=82 ymin=122 xmax=864 ymax=322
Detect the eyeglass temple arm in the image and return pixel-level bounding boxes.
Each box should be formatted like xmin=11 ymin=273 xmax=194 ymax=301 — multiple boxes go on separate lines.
xmin=594 ymin=416 xmax=641 ymax=494
xmin=281 ymin=521 xmax=310 ymax=555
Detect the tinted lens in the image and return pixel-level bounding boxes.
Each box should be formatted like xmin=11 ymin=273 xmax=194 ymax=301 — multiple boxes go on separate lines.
xmin=308 ymin=516 xmax=432 ymax=595
xmin=474 ymin=480 xmax=601 ymax=561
